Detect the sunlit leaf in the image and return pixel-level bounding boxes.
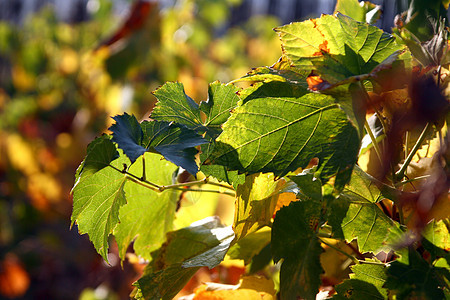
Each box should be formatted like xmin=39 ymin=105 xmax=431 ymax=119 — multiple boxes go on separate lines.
xmin=200 ymin=81 xmax=240 ymax=139
xmin=233 ymin=173 xmax=281 ymax=240
xmin=227 ymin=228 xmax=271 ymax=264
xmin=209 ymin=81 xmax=360 ymax=189
xmin=73 ymin=134 xmax=119 ymax=189
xmin=133 ymin=216 xmax=235 ymax=299
xmin=199 ymin=165 xmax=246 ymax=189
xmin=71 ymin=154 xmax=129 ymax=261
xmin=334 ymin=260 xmax=388 ymax=299
xmin=288 ymin=168 xmax=322 ymax=201
xmin=151 ymin=82 xmax=204 ymax=131
xmin=272 ymin=201 xmax=324 ymax=299
xmin=114 ymin=153 xmax=179 ymax=260
xmin=328 ymin=167 xmax=403 ymax=254
xmin=334 ymin=0 xmax=382 ymax=24
xmin=275 ymin=13 xmax=402 ymax=86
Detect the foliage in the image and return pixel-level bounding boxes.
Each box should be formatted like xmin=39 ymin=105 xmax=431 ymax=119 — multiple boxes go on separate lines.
xmin=70 ymin=0 xmax=450 ymax=299
xmin=0 ymin=0 xmax=282 ymax=298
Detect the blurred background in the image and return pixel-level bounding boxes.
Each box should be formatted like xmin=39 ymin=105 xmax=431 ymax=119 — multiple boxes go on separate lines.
xmin=0 ymin=0 xmax=414 ymax=299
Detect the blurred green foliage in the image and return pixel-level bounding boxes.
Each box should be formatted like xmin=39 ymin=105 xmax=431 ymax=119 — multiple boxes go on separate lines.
xmin=0 ymin=0 xmax=281 ymax=298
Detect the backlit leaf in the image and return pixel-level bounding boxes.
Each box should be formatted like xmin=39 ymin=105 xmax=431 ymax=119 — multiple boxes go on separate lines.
xmin=209 ymin=81 xmax=360 ymax=188
xmin=151 ymin=82 xmax=204 ymax=131
xmin=113 ymin=153 xmax=179 ymax=260
xmin=272 ymin=201 xmax=324 ymax=299
xmin=71 ymin=153 xmax=129 ymax=261
xmin=200 ymin=81 xmax=240 ymax=139
xmin=334 ymin=261 xmax=388 ymax=299
xmin=334 ymin=0 xmax=382 ymax=24
xmin=233 ymin=173 xmax=280 ymax=241
xmin=288 ymin=168 xmax=322 ymax=201
xmin=328 ymin=167 xmax=403 ymax=254
xmin=73 ymin=134 xmax=119 ymax=189
xmin=227 ymin=228 xmax=271 ymax=264
xmin=133 ymin=216 xmax=234 ymax=299
xmin=275 ymin=13 xmax=402 ymax=85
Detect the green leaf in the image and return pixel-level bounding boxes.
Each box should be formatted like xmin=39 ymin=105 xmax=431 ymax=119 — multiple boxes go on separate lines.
xmin=114 ymin=153 xmax=180 ymax=261
xmin=385 ymin=248 xmax=447 ymax=299
xmin=342 ymin=165 xmax=382 ymax=203
xmin=134 ymin=216 xmax=235 ymax=300
xmin=288 ymin=168 xmax=323 ymax=201
xmin=235 ymin=65 xmax=309 ymax=89
xmin=334 ymin=261 xmax=388 ymax=299
xmin=234 ymin=173 xmax=281 ymax=240
xmin=199 ymin=164 xmax=245 ymax=189
xmin=275 ymin=14 xmax=402 ymax=85
xmin=328 ymin=194 xmax=403 ymax=255
xmin=227 ymin=227 xmax=271 ymax=264
xmin=334 ymin=0 xmax=382 ymax=24
xmin=422 ymin=219 xmax=450 ymax=251
xmin=73 ymin=134 xmax=119 ymax=189
xmin=141 ymin=120 xmax=206 ymax=175
xmin=151 ymin=81 xmax=241 ymax=138
xmin=272 ymin=201 xmax=324 ymax=300
xmin=209 ymin=81 xmax=360 ymax=188
xmin=151 ymin=82 xmax=204 ymax=131
xmin=110 ymin=113 xmax=145 ymax=163
xmin=71 ymin=154 xmax=129 ymax=261
xmin=200 ymin=81 xmax=240 ymax=139
xmin=110 ymin=113 xmax=206 ymax=175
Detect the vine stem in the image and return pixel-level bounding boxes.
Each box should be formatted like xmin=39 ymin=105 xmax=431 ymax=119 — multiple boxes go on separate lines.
xmin=319 ymin=238 xmax=359 ymax=264
xmin=108 ymin=164 xmax=236 ymax=196
xmin=357 ymin=81 xmax=384 ymax=165
xmin=364 ymin=119 xmax=383 ymax=165
xmin=395 ymin=122 xmax=431 ymax=182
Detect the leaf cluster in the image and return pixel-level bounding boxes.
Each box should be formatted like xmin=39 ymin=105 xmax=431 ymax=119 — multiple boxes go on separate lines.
xmin=72 ymin=0 xmax=450 ymax=299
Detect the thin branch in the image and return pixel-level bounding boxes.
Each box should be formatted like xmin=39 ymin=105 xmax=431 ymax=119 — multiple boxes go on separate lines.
xmin=365 ymin=119 xmax=383 ymax=164
xmin=319 ymin=238 xmax=359 ymax=264
xmin=109 ymin=164 xmax=236 ymax=196
xmin=395 ymin=122 xmax=431 ymax=181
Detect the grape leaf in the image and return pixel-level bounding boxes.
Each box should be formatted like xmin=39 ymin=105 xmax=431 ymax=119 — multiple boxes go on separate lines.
xmin=151 ymin=82 xmax=204 ymax=131
xmin=200 ymin=81 xmax=240 ymax=139
xmin=422 ymin=219 xmax=450 ymax=251
xmin=272 ymin=201 xmax=324 ymax=300
xmin=151 ymin=81 xmax=240 ymax=138
xmin=199 ymin=165 xmax=245 ymax=189
xmin=328 ymin=167 xmax=403 ymax=254
xmin=141 ymin=120 xmax=206 ymax=175
xmin=73 ymin=134 xmax=119 ymax=189
xmin=110 ymin=113 xmax=206 ymax=175
xmin=288 ymin=168 xmax=322 ymax=201
xmin=110 ymin=113 xmax=146 ymax=163
xmin=234 ymin=173 xmax=281 ymax=241
xmin=71 ymin=153 xmax=129 ymax=261
xmin=227 ymin=228 xmax=271 ymax=264
xmin=113 ymin=153 xmax=180 ymax=260
xmin=334 ymin=0 xmax=382 ymax=24
xmin=133 ymin=216 xmax=234 ymax=300
xmin=275 ymin=13 xmax=403 ymax=85
xmin=235 ymin=65 xmax=309 ymax=89
xmin=385 ymin=248 xmax=448 ymax=299
xmin=334 ymin=261 xmax=388 ymax=299
xmin=208 ymin=81 xmax=360 ymax=189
